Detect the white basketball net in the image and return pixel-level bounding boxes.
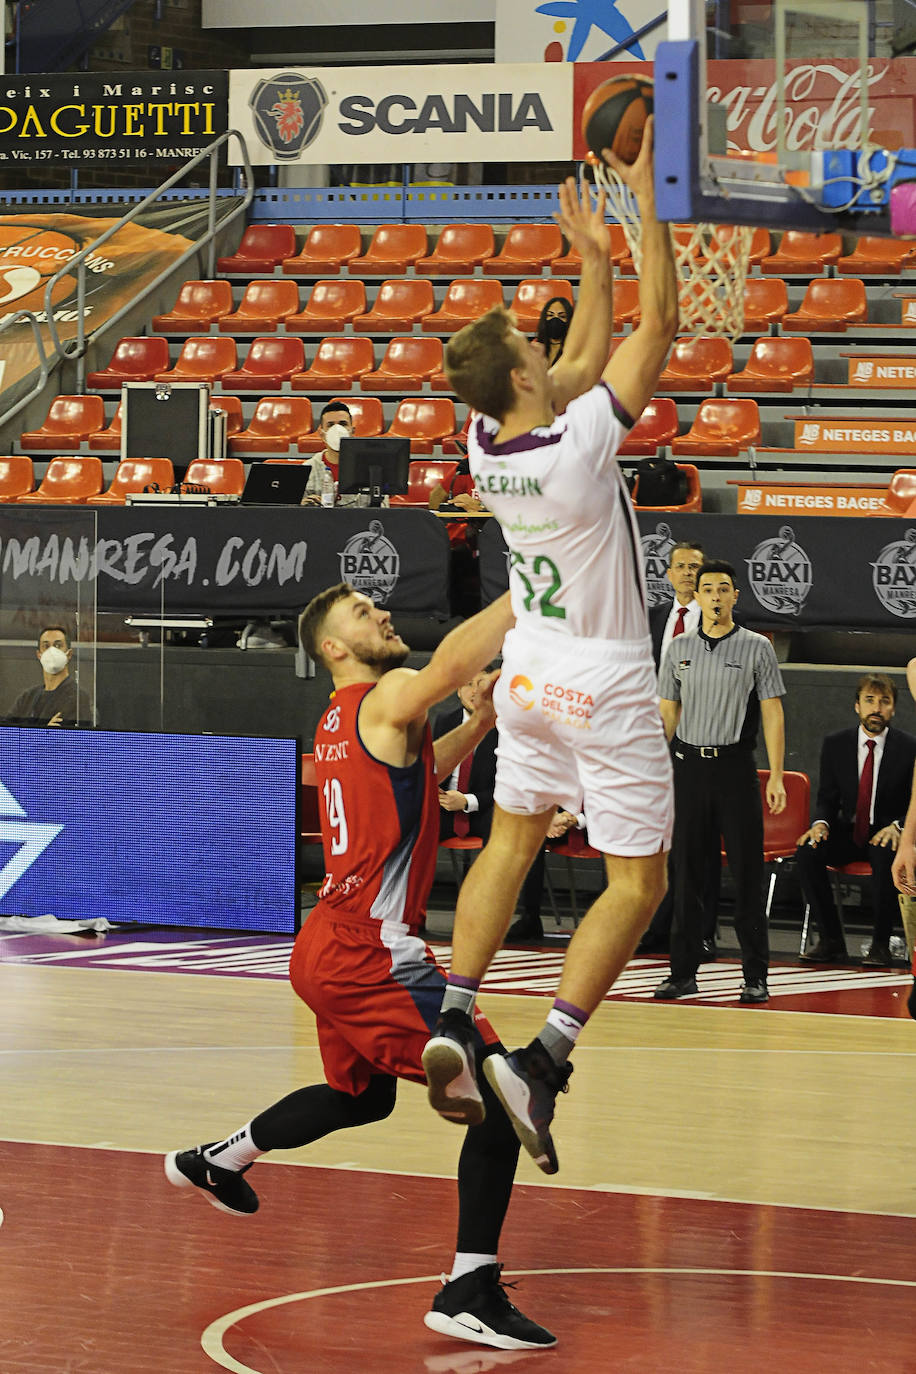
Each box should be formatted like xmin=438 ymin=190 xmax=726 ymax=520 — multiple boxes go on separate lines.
xmin=590 ymin=160 xmax=754 ymax=342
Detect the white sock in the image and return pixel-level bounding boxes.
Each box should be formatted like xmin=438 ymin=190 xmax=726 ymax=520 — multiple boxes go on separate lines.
xmin=449 ymin=1252 xmax=497 ymax=1283
xmin=203 ymin=1124 xmax=264 ymax=1172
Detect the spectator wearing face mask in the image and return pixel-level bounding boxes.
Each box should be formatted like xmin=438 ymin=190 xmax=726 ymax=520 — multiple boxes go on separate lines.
xmin=535 ymin=296 xmax=574 ymax=367
xmin=302 ymin=401 xmax=356 ymax=508
xmin=4 ymin=625 xmax=96 ymax=727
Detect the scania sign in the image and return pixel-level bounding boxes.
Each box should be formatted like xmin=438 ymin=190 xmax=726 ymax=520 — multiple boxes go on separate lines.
xmin=230 ymin=62 xmax=572 ymax=164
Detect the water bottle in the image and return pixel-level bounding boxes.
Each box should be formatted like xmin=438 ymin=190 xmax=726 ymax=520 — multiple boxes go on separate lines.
xmin=320 ymin=465 xmax=335 ymax=508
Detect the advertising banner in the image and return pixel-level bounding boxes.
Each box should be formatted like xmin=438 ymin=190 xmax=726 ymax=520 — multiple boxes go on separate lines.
xmin=572 ymin=58 xmax=916 ymax=160
xmin=0 ymin=507 xmax=452 ymax=619
xmin=479 ymin=512 xmax=916 ymax=629
xmin=496 ymin=0 xmax=665 ymax=65
xmin=228 ymin=63 xmax=572 ymax=165
xmin=848 ymin=356 xmax=916 ymax=388
xmin=736 ymin=483 xmax=890 ymax=517
xmin=0 ymin=71 xmax=228 ymax=164
xmin=793 ymin=418 xmax=916 ymax=453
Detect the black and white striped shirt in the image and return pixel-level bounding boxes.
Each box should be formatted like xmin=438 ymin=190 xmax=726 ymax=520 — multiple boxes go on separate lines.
xmin=658 ymin=624 xmax=785 ymax=748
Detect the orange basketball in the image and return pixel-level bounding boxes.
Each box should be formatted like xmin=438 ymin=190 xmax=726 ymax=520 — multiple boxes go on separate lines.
xmin=581 ymin=75 xmax=653 ymax=166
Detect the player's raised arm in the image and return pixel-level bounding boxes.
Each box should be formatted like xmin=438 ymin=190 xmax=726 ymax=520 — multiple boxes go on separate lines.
xmin=368 ymin=593 xmax=514 ymax=731
xmin=548 ymin=178 xmax=613 ymax=414
xmin=601 ymin=118 xmax=679 ymax=421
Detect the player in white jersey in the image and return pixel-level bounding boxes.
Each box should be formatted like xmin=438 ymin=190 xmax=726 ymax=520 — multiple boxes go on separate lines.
xmin=421 ymin=123 xmax=680 ymax=1173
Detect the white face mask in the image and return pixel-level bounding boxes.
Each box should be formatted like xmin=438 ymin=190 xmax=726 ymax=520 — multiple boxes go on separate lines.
xmin=323 ymin=422 xmax=350 ymax=453
xmin=39 ymin=646 xmax=69 ymax=675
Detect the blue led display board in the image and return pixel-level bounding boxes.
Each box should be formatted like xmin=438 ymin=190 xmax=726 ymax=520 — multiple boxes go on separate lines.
xmin=0 ymin=727 xmax=299 ymax=932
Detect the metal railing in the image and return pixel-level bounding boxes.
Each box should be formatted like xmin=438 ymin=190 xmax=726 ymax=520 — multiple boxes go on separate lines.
xmin=0 ymin=128 xmax=253 ymax=435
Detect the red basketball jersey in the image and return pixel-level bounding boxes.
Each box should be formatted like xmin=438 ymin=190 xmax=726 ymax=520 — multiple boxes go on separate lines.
xmin=312 ymin=681 xmax=440 ymax=931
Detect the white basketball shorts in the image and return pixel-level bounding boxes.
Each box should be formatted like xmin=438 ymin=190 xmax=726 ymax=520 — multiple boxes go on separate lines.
xmin=493 ymin=622 xmax=673 ymax=857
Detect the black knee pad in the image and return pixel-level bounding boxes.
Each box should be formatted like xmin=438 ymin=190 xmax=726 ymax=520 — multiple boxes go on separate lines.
xmin=353 ymin=1074 xmax=397 ymax=1125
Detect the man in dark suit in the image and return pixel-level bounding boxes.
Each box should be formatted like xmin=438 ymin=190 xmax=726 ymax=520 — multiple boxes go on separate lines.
xmin=796 ymin=672 xmax=916 ymax=967
xmin=637 ymin=540 xmax=720 ymax=958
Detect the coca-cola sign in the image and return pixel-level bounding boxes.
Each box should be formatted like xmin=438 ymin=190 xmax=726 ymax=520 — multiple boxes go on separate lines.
xmin=573 ymin=57 xmax=916 ymax=158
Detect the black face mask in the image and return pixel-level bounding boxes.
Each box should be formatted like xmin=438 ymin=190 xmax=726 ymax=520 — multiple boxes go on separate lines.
xmin=544 ymin=316 xmax=569 ymax=342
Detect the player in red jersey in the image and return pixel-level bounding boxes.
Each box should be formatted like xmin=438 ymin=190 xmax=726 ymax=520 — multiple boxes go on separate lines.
xmin=164 ymin=582 xmax=556 ymax=1352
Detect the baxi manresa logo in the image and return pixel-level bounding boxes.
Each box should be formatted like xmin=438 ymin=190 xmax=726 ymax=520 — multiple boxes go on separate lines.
xmin=339 ymin=520 xmax=400 ymax=604
xmin=872 ymin=527 xmax=916 ymax=618
xmin=0 ymin=778 xmax=62 ymax=899
xmin=640 ymin=522 xmax=675 ymax=607
xmin=250 ymin=73 xmax=328 ymax=159
xmin=746 ymin=524 xmax=812 ymax=615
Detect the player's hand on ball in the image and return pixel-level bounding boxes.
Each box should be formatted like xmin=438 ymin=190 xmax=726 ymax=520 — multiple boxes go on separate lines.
xmin=602 ymin=114 xmax=655 ymax=204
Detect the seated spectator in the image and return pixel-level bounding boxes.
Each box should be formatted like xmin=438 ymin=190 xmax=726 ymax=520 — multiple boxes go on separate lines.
xmin=796 ymin=672 xmax=916 ymax=967
xmin=4 ymin=624 xmax=96 ymax=727
xmin=535 ymin=296 xmax=574 ymax=367
xmin=301 ymin=401 xmax=372 ymax=509
xmin=428 ymin=453 xmax=486 ymax=515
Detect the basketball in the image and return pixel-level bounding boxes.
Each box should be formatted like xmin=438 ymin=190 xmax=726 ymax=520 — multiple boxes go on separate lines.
xmin=581 ymin=76 xmax=653 ymax=166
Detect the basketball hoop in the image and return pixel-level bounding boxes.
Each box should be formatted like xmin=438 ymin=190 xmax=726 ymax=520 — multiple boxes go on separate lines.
xmin=588 ymin=159 xmax=753 ymax=342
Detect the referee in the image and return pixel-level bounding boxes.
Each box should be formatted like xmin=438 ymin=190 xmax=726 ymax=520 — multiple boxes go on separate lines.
xmin=654 ymin=560 xmax=787 ymax=1005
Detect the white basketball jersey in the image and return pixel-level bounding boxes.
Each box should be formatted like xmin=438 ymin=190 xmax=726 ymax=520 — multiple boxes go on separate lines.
xmin=468 ymin=382 xmax=648 ymax=641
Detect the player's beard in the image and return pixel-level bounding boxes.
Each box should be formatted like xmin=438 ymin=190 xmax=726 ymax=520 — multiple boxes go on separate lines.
xmin=352 ymin=641 xmax=411 ymax=673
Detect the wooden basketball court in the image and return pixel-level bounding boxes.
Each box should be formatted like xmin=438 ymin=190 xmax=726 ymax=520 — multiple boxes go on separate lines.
xmin=2 ymin=927 xmax=915 ymax=1372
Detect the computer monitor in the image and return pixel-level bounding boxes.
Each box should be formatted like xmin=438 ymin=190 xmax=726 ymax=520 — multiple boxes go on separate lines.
xmin=337 ymin=437 xmax=410 ymax=507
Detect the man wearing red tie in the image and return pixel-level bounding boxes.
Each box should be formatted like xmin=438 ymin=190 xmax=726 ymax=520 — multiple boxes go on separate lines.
xmin=435 ymin=669 xmax=498 ymax=841
xmin=648 ymin=541 xmax=705 ymax=671
xmin=795 ymin=673 xmax=916 ymax=967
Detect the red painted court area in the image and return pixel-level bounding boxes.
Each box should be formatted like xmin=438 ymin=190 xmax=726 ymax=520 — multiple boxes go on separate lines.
xmin=3 ymin=1141 xmax=915 ymax=1373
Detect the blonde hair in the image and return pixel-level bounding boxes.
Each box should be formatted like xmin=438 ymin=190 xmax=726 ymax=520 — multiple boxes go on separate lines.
xmin=444 ymin=306 xmax=522 ymax=421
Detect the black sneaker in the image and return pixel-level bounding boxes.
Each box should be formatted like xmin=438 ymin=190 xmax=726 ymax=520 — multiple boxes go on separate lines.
xmin=653 ymin=976 xmax=698 ymax=1000
xmin=738 ymin=980 xmax=769 ymax=1004
xmin=422 ymin=1008 xmax=485 ymax=1127
xmin=483 ymin=1042 xmax=571 ymax=1175
xmin=424 ymin=1263 xmax=556 ymax=1350
xmin=164 ymin=1143 xmax=259 ymax=1215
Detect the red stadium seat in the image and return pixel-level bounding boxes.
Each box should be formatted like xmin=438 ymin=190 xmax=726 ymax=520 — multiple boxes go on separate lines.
xmin=612 ymin=278 xmax=641 ymax=330
xmin=510 ymin=278 xmax=574 ymax=331
xmin=89 ymin=458 xmax=175 ymax=505
xmin=154 ymin=335 xmax=237 ymax=383
xmin=0 ymin=456 xmax=35 ymax=502
xmin=389 ymin=459 xmax=459 ymax=506
xmin=184 ymin=458 xmax=246 ymax=495
xmin=361 ymin=336 xmax=443 ymax=391
xmin=221 ymin=337 xmax=305 ymax=390
xmin=632 ymin=462 xmax=702 ymax=511
xmin=726 ymin=337 xmax=815 ymax=392
xmin=291 ymin=336 xmax=376 ymax=391
xmin=761 ymin=231 xmax=843 ymax=274
xmin=708 ymin=225 xmax=771 ymax=266
xmin=229 ymin=396 xmax=314 ymax=454
xmin=297 ymin=395 xmax=384 ymax=452
xmin=658 ymin=337 xmax=733 ymax=391
xmin=18 ymin=456 xmax=104 ymax=504
xmin=482 ymin=224 xmax=563 ymax=275
xmin=879 ymin=469 xmax=916 ymax=515
xmin=383 ymin=397 xmax=457 ymax=454
xmin=151 ymin=280 xmax=233 ymax=333
xmin=417 ymin=224 xmax=495 ymax=275
xmin=86 ymin=337 xmax=170 ymax=389
xmin=282 ymin=224 xmax=362 ymax=276
xmin=285 ymin=279 xmax=367 ymax=334
xmin=210 ymin=394 xmax=244 ymax=436
xmin=21 ymin=394 xmax=105 ymax=450
xmin=671 ymin=398 xmax=761 ymax=456
xmin=349 ymin=224 xmax=428 ymax=275
xmin=551 ymin=223 xmax=630 ymax=277
xmin=742 ymin=277 xmax=789 ymax=332
xmin=423 ymin=278 xmax=504 ymax=333
xmin=87 ymin=403 xmax=123 ymax=452
xmin=782 ymin=278 xmax=867 ymax=332
xmin=353 ymin=279 xmax=435 ymax=332
xmin=218 ymin=280 xmax=300 ymax=332
xmin=837 ymin=236 xmax=916 ymax=274
xmin=618 ymin=398 xmax=680 ymax=456
xmin=217 ymin=224 xmax=297 ymax=274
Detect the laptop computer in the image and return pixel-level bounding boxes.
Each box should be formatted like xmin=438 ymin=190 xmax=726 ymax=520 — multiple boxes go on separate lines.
xmin=241 ymin=462 xmax=310 ymax=506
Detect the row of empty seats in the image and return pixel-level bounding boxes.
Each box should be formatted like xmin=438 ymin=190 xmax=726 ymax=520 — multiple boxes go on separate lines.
xmin=22 ymin=394 xmax=468 ymax=456
xmin=218 ymin=222 xmax=916 ymax=279
xmin=147 ymin=274 xmax=893 ymax=342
